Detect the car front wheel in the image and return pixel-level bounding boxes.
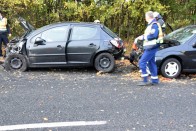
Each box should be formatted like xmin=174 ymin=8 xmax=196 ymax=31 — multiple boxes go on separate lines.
xmin=94 ymin=53 xmax=115 ymax=73
xmin=160 ymin=58 xmax=181 ymax=78
xmin=4 ymin=53 xmax=27 ymax=72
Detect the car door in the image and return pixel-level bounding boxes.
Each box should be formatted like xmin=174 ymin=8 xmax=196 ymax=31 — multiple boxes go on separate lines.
xmin=183 ymin=36 xmax=196 ymax=69
xmin=28 ymin=25 xmax=69 ymax=67
xmin=66 ymin=25 xmax=100 ymax=65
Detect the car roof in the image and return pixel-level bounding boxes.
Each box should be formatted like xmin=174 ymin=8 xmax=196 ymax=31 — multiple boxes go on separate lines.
xmin=43 ymin=22 xmax=103 ymax=28
xmin=180 ymin=25 xmax=196 ymax=30
xmin=27 ymin=22 xmax=104 ymax=38
xmin=179 ymin=25 xmax=196 ymax=34
xmin=185 ymin=25 xmax=196 ymax=27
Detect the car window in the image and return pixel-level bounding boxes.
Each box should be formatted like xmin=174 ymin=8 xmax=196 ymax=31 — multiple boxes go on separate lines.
xmin=102 ymin=26 xmax=118 ymax=38
xmin=71 ymin=26 xmax=98 ymax=40
xmin=41 ymin=26 xmax=68 ymax=42
xmin=165 ymin=26 xmax=196 ymax=44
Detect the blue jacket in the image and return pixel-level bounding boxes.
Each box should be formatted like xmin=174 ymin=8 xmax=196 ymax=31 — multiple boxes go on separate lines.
xmin=146 ymin=19 xmax=159 ymax=40
xmin=144 ymin=19 xmax=160 ymax=49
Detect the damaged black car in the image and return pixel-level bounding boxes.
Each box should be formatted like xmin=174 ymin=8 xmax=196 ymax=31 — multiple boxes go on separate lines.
xmin=4 ymin=17 xmax=125 ymax=72
xmin=156 ymin=25 xmax=196 ymax=78
xmin=129 ymin=25 xmax=196 ymax=78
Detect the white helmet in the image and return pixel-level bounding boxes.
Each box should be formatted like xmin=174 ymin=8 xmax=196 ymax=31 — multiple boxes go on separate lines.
xmin=153 ymin=12 xmax=159 ymax=18
xmin=94 ymin=19 xmax=100 ymax=23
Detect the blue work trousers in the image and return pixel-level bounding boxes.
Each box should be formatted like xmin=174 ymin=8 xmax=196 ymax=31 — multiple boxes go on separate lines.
xmin=139 ymin=48 xmax=159 ymax=83
xmin=0 ymin=33 xmax=9 ymax=56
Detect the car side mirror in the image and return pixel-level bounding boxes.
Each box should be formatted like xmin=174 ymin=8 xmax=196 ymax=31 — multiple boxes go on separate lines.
xmin=35 ymin=37 xmax=46 ymax=45
xmin=192 ymin=42 xmax=196 ymax=48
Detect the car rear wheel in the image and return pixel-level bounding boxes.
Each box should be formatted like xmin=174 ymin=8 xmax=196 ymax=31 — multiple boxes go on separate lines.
xmin=160 ymin=58 xmax=181 ymax=78
xmin=4 ymin=53 xmax=27 ymax=72
xmin=94 ymin=53 xmax=115 ymax=73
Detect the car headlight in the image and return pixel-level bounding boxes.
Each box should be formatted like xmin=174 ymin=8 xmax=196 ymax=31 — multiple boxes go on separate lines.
xmin=17 ymin=41 xmax=25 ymax=49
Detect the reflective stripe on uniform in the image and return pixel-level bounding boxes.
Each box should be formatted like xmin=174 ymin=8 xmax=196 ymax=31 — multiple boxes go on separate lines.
xmin=156 ymin=22 xmax=164 ymax=43
xmin=0 ymin=29 xmax=6 ymax=31
xmin=162 ymin=23 xmax=166 ymax=28
xmin=143 ymin=22 xmax=164 ymax=47
xmin=144 ymin=39 xmax=157 ymax=46
xmin=151 ymin=76 xmax=159 ymax=79
xmin=141 ymin=74 xmax=149 ymax=77
xmin=0 ymin=18 xmax=7 ymax=31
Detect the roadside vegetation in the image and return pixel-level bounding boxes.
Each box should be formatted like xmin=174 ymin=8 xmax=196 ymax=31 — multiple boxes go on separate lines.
xmin=0 ymin=0 xmax=195 ymax=40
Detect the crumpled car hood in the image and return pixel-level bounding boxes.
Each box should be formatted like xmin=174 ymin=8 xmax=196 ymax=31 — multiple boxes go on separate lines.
xmin=159 ymin=38 xmax=181 ymax=50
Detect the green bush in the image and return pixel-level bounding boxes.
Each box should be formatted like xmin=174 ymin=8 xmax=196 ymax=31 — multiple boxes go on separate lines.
xmin=0 ymin=0 xmax=195 ymax=42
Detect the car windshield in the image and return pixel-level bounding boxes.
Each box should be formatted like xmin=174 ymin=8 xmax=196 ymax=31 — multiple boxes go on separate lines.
xmin=102 ymin=26 xmax=118 ymax=38
xmin=165 ymin=26 xmax=196 ymax=44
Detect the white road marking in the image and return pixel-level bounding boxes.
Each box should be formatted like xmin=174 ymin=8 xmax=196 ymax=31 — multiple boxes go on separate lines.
xmin=0 ymin=121 xmax=107 ymax=131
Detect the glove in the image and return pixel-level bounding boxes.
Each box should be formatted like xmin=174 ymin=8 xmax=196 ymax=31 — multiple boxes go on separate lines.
xmin=134 ymin=38 xmax=138 ymax=44
xmin=137 ymin=35 xmax=144 ymax=40
xmin=132 ymin=43 xmax=138 ymax=50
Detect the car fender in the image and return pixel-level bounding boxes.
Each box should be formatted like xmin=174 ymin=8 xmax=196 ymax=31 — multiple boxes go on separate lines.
xmin=90 ymin=49 xmax=113 ymax=65
xmin=156 ymin=49 xmax=184 ymax=68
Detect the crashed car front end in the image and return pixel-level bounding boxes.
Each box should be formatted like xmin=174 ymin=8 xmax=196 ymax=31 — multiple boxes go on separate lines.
xmin=6 ymin=17 xmax=34 ymax=56
xmin=6 ymin=38 xmax=26 ymax=56
xmin=3 ymin=37 xmax=28 ymax=71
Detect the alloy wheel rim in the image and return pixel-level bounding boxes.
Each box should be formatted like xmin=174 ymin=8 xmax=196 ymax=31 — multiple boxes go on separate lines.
xmin=165 ymin=62 xmax=179 ymax=77
xmin=99 ymin=57 xmax=111 ymax=68
xmin=10 ymin=58 xmax=22 ymax=69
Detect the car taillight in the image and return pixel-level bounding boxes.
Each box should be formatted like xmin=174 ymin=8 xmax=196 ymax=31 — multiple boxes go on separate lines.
xmin=110 ymin=39 xmax=122 ymax=48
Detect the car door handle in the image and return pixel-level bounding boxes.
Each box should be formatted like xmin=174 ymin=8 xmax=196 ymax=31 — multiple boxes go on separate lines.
xmin=57 ymin=45 xmax=63 ymax=50
xmin=57 ymin=45 xmax=62 ymax=48
xmin=89 ymin=43 xmax=96 ymax=47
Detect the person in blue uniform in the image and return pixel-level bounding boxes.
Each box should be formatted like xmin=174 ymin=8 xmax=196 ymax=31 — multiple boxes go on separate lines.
xmin=153 ymin=12 xmax=166 ymax=34
xmin=134 ymin=11 xmax=163 ymax=86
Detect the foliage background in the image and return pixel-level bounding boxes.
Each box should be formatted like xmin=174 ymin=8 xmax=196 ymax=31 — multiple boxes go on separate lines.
xmin=0 ymin=0 xmax=195 ymax=43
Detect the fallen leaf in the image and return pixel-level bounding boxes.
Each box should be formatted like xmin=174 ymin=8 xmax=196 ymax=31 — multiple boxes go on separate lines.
xmin=43 ymin=117 xmax=48 ymax=121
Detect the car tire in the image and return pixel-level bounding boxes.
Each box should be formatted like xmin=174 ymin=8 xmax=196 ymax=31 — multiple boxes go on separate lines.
xmin=161 ymin=58 xmax=181 ymax=78
xmin=4 ymin=53 xmax=27 ymax=72
xmin=94 ymin=53 xmax=115 ymax=73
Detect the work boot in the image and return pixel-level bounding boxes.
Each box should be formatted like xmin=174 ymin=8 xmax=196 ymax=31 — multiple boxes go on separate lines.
xmin=137 ymin=81 xmax=152 ymax=86
xmin=151 ymin=82 xmax=159 ymax=85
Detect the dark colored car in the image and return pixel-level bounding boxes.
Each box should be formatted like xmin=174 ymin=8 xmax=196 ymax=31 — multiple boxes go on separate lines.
xmin=4 ymin=17 xmax=125 ymax=72
xmin=156 ymin=25 xmax=196 ymax=78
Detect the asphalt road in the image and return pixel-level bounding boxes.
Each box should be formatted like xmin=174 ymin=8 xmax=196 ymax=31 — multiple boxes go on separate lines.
xmin=0 ymin=65 xmax=196 ymax=131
